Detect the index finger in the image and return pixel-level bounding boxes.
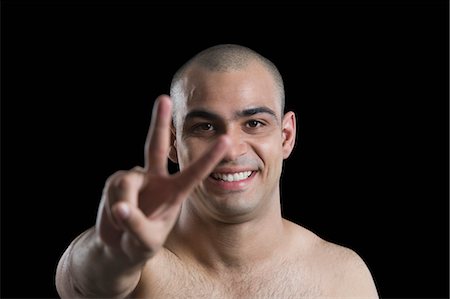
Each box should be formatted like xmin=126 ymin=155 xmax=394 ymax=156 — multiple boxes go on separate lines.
xmin=144 ymin=95 xmax=172 ymax=174
xmin=174 ymin=136 xmax=230 ymax=196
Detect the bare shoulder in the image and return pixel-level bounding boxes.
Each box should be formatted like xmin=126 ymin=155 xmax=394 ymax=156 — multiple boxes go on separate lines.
xmin=319 ymin=240 xmax=379 ymax=298
xmin=285 ymin=220 xmax=379 ymax=298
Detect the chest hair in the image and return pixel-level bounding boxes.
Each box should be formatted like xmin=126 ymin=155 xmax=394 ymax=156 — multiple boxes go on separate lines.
xmin=141 ymin=252 xmax=324 ymax=299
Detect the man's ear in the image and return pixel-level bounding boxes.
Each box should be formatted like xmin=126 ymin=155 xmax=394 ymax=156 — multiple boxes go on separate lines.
xmin=281 ymin=111 xmax=297 ymax=159
xmin=168 ymin=124 xmax=178 ymax=163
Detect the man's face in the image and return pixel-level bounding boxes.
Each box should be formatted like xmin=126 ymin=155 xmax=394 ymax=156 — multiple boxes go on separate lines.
xmin=171 ymin=61 xmax=295 ymax=223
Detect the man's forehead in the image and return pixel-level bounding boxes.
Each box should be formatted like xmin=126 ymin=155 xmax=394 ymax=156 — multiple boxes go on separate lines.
xmin=184 ymin=63 xmax=273 ymax=94
xmin=182 ymin=90 xmax=281 ymax=115
xmin=172 ymin=62 xmax=284 ymax=125
xmin=182 ymin=70 xmax=280 ymax=107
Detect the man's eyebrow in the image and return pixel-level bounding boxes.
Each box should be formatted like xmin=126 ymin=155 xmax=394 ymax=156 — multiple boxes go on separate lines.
xmin=237 ymin=107 xmax=277 ymax=120
xmin=184 ymin=106 xmax=278 ymax=122
xmin=185 ymin=110 xmax=221 ymax=122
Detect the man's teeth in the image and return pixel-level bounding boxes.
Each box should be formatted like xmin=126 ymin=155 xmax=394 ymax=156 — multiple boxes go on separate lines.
xmin=212 ymin=171 xmax=252 ymax=182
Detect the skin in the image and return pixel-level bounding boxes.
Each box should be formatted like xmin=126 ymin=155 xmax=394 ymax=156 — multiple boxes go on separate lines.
xmin=55 ymin=59 xmax=379 ymax=298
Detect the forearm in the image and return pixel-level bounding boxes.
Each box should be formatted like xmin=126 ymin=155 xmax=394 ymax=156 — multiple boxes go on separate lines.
xmin=56 ymin=227 xmax=144 ymax=298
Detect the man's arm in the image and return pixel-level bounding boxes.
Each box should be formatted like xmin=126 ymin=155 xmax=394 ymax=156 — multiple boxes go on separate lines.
xmin=56 ymin=227 xmax=144 ymax=298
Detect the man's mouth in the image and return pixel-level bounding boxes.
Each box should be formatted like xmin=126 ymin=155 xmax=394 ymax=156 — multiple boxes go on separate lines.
xmin=211 ymin=171 xmax=253 ymax=182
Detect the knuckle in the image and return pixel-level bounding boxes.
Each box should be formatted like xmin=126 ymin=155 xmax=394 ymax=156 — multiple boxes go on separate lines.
xmin=130 ymin=166 xmax=145 ymax=173
xmin=105 ymin=170 xmax=127 ymax=188
xmin=105 ymin=171 xmax=142 ymax=193
xmin=113 ymin=174 xmax=139 ymax=191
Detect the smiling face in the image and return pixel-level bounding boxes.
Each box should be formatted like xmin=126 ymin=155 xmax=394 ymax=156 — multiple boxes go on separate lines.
xmin=170 ymin=60 xmax=296 ymax=223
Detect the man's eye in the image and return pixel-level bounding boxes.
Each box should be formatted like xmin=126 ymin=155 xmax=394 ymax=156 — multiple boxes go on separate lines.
xmin=195 ymin=123 xmax=214 ymax=131
xmin=247 ymin=120 xmax=263 ymax=128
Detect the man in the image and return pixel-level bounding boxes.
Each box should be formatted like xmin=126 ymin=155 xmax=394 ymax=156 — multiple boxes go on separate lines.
xmin=56 ymin=44 xmax=379 ymax=298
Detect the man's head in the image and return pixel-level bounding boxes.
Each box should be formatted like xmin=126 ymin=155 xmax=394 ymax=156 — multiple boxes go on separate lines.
xmin=168 ymin=44 xmax=296 ymax=223
xmin=170 ymin=44 xmax=285 ymax=126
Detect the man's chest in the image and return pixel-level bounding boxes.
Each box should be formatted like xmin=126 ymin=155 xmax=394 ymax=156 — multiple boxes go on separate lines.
xmin=132 ymin=261 xmax=324 ymax=298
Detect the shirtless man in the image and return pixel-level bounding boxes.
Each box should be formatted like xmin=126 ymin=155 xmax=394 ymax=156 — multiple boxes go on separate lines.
xmin=56 ymin=44 xmax=379 ymax=298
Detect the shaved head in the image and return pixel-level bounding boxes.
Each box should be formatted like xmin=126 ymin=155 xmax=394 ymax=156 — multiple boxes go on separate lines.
xmin=170 ymin=44 xmax=285 ymax=125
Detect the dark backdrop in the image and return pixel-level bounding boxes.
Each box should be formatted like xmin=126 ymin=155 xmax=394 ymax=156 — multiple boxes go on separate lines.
xmin=2 ymin=1 xmax=449 ymax=298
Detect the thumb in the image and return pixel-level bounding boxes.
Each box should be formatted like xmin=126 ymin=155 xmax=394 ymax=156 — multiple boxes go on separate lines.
xmin=113 ymin=201 xmax=132 ymax=223
xmin=112 ymin=202 xmax=146 ymax=234
xmin=111 ymin=202 xmax=163 ymax=252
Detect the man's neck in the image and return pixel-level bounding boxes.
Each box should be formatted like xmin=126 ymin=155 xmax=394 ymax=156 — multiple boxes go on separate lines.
xmin=167 ymin=199 xmax=287 ymax=272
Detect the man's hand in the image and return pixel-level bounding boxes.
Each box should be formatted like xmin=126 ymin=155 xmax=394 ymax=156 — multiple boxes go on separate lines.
xmin=96 ymin=95 xmax=229 ymax=265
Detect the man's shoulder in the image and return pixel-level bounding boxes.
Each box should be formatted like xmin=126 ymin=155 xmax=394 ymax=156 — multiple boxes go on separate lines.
xmin=285 ymin=220 xmax=378 ymax=297
xmin=322 ymin=241 xmax=378 ymax=296
xmin=285 ymin=219 xmax=362 ymax=258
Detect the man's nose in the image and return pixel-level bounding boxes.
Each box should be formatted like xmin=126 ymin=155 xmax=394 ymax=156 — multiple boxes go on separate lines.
xmin=221 ymin=130 xmax=248 ymax=162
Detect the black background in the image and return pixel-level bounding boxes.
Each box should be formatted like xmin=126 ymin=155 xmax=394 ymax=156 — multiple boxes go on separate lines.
xmin=2 ymin=1 xmax=449 ymax=298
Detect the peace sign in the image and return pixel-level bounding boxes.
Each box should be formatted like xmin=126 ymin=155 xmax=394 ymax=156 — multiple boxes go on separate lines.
xmin=96 ymin=95 xmax=230 ymax=264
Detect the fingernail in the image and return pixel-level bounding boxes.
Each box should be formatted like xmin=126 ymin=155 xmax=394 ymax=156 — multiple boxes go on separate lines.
xmin=116 ymin=203 xmax=130 ymax=220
